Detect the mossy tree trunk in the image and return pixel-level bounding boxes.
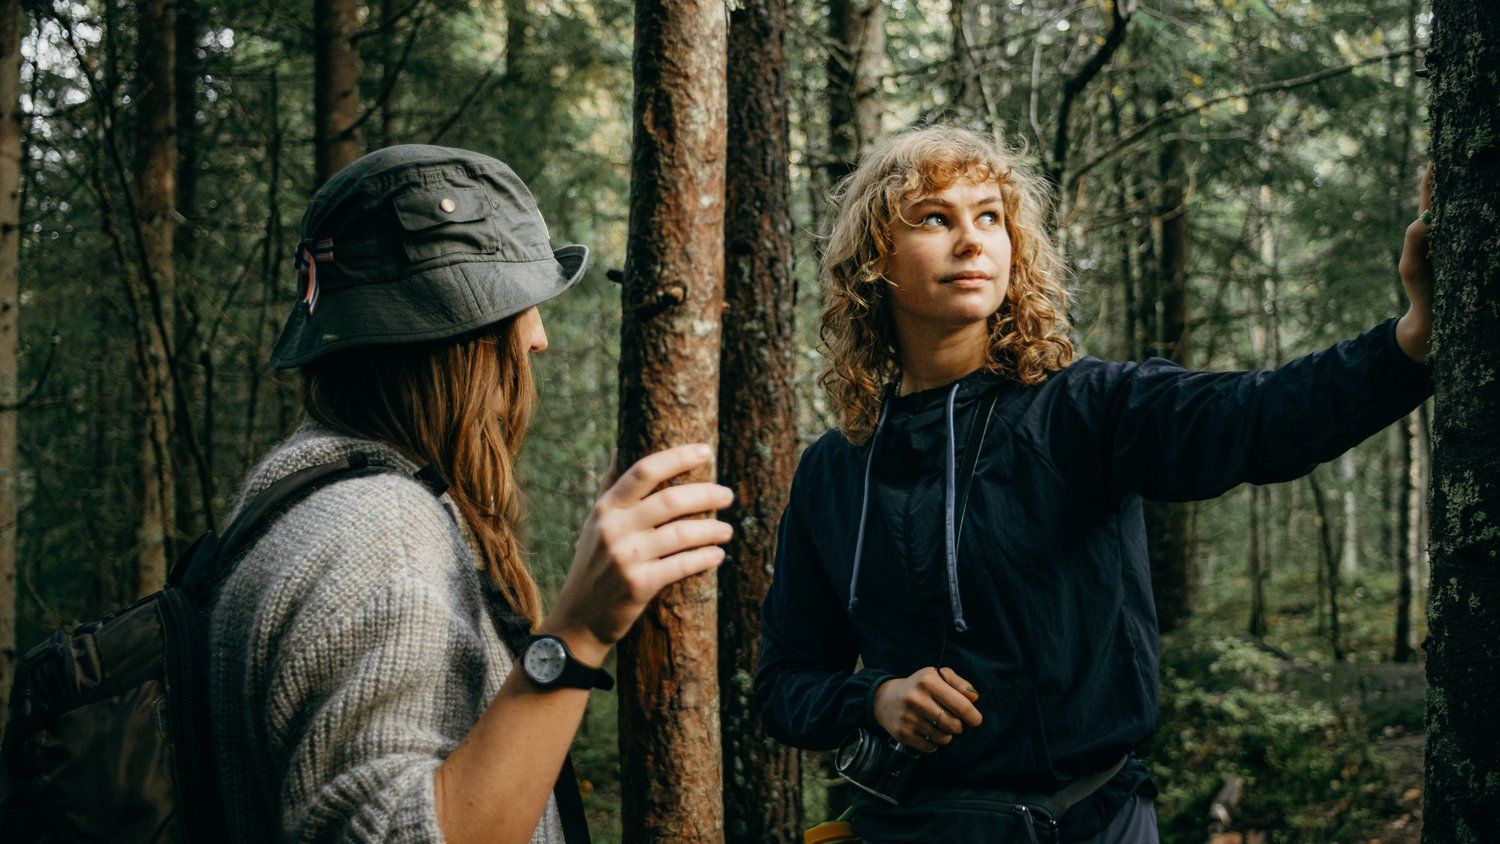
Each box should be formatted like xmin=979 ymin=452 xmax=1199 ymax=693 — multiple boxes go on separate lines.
xmin=615 ymin=2 xmax=727 ymax=840
xmin=1423 ymin=0 xmax=1500 ymax=838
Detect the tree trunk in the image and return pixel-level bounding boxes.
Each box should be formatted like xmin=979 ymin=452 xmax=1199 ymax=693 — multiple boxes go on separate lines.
xmin=720 ymin=1 xmax=801 ymax=840
xmin=173 ymin=0 xmax=210 ymax=540
xmin=1423 ymin=0 xmax=1500 ymax=834
xmin=135 ymin=0 xmax=176 ymax=594
xmin=1307 ymin=469 xmax=1343 ymax=661
xmin=825 ymin=0 xmax=884 ymax=184
xmin=1382 ymin=424 xmax=1396 ymax=581
xmin=379 ymin=0 xmax=400 ymax=145
xmin=1339 ymin=451 xmax=1359 ymax=580
xmin=0 ymin=0 xmax=21 ymax=729
xmin=1389 ymin=0 xmax=1422 ymax=667
xmin=947 ymin=0 xmax=985 ymax=119
xmin=1247 ymin=485 xmax=1268 ymax=638
xmin=1394 ymin=411 xmax=1418 ymax=662
xmin=1144 ymin=129 xmax=1193 ymax=633
xmin=616 ymin=3 xmax=726 ymax=840
xmin=314 ymin=0 xmax=362 ymax=186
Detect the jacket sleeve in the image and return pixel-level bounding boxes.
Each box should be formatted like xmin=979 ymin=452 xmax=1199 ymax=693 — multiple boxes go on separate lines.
xmin=1088 ymin=318 xmax=1433 ymax=502
xmin=753 ymin=459 xmax=895 ymax=751
xmin=246 ymin=480 xmax=500 ymax=843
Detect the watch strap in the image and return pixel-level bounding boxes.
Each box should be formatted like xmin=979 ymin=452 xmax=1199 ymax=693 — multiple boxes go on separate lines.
xmin=530 ymin=635 xmax=615 ymax=691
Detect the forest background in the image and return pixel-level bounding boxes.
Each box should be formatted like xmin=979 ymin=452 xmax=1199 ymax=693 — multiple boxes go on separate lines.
xmin=0 ymin=0 xmax=1455 ymax=841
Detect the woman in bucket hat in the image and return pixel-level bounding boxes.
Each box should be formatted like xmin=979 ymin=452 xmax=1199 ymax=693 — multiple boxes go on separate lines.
xmin=211 ymin=145 xmax=732 ymax=843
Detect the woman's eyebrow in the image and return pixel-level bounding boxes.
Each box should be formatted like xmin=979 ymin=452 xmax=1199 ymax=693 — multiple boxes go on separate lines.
xmin=906 ymin=195 xmax=1004 ymax=210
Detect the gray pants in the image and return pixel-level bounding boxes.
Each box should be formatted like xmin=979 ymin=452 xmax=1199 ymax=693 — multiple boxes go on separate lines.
xmin=1079 ymin=794 xmax=1159 ymax=843
xmin=851 ymin=791 xmax=1159 ymax=842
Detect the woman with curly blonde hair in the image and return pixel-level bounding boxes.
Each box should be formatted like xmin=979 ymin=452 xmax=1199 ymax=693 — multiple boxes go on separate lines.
xmin=755 ymin=126 xmax=1436 ymax=842
xmin=819 ymin=125 xmax=1074 ymax=445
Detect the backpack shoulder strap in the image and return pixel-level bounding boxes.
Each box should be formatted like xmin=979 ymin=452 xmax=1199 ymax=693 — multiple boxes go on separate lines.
xmin=171 ymin=451 xmax=378 ymax=597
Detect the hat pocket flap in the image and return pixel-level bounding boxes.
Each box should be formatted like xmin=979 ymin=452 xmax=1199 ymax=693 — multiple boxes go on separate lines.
xmin=392 ymin=186 xmax=493 ymax=231
xmin=391 ymin=186 xmax=501 ymax=262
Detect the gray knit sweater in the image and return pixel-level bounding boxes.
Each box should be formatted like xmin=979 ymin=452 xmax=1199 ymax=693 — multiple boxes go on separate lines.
xmin=210 ymin=423 xmax=564 ymax=843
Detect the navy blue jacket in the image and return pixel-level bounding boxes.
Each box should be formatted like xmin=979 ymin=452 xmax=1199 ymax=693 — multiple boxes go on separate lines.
xmin=754 ymin=319 xmax=1433 ymax=837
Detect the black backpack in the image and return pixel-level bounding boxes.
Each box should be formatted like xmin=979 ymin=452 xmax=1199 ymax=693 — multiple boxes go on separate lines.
xmin=0 ymin=452 xmax=593 ymax=843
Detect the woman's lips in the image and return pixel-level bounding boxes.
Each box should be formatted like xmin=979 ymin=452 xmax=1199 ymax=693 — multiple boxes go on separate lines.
xmin=941 ymin=271 xmax=991 ymax=287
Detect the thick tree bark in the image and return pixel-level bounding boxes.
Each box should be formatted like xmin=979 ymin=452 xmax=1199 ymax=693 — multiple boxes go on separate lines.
xmin=135 ymin=0 xmax=176 ymax=594
xmin=314 ymin=0 xmax=362 ymax=185
xmin=0 ymin=0 xmax=21 ymax=728
xmin=616 ymin=3 xmax=726 ymax=841
xmin=720 ymin=1 xmax=801 ymax=841
xmin=1423 ymin=0 xmax=1500 ymax=836
xmin=1144 ymin=131 xmax=1193 ymax=633
xmin=825 ymin=0 xmax=884 ymax=184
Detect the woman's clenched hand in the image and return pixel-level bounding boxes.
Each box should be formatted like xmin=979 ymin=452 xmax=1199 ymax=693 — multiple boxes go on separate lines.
xmin=872 ymin=667 xmax=983 ymax=753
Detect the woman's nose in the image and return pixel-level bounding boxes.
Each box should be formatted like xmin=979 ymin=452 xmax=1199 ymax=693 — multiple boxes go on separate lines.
xmin=954 ymin=224 xmax=984 ymax=257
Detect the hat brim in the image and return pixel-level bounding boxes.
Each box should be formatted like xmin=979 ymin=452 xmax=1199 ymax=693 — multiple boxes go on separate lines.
xmin=269 ymin=244 xmax=589 ymax=369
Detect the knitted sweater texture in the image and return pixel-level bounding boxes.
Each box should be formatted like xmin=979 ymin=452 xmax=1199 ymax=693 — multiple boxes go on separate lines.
xmin=210 ymin=423 xmax=564 ymax=843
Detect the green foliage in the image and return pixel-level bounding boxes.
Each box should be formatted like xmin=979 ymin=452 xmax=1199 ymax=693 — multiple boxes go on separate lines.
xmin=1149 ymin=637 xmax=1404 ymax=843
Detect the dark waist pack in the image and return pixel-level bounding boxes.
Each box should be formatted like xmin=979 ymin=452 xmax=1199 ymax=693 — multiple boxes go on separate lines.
xmin=849 ymin=756 xmax=1127 ymax=844
xmin=0 ymin=453 xmax=398 ymax=842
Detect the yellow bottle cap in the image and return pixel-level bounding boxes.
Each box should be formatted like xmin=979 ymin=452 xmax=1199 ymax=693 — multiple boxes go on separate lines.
xmin=804 ymin=820 xmax=859 ymax=843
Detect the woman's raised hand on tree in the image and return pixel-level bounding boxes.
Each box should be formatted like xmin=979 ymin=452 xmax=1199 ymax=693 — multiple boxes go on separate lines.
xmin=540 ymin=444 xmax=733 ymax=666
xmin=1396 ymin=162 xmax=1435 ymax=364
xmin=873 ymin=667 xmax=984 ymax=753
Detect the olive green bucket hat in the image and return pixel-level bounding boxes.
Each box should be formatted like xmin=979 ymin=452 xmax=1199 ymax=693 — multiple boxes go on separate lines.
xmin=269 ymin=144 xmax=589 ymax=368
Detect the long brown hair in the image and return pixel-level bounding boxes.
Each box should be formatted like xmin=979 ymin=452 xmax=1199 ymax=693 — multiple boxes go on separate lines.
xmin=820 ymin=125 xmax=1075 ymax=445
xmin=301 ymin=313 xmax=542 ymax=624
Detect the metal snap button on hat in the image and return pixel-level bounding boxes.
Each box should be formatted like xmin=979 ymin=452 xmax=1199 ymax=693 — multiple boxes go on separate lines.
xmin=439 ymin=197 xmax=456 ymax=213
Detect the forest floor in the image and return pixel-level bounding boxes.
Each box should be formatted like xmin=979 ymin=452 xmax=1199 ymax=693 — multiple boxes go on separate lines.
xmin=1365 ymin=730 xmax=1424 ymax=843
xmin=1283 ymin=659 xmax=1426 ymax=844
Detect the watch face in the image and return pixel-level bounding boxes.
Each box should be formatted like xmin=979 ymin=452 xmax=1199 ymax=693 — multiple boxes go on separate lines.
xmin=525 ymin=637 xmax=567 ymax=684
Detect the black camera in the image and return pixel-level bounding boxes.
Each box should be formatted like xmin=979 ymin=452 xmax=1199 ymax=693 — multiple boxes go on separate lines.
xmin=834 ymin=727 xmax=923 ymax=805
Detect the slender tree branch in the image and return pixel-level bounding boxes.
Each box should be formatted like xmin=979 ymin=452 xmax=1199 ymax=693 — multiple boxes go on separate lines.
xmin=426 ymin=63 xmax=500 ymax=145
xmin=0 ymin=333 xmax=61 ymax=411
xmin=1048 ymin=0 xmax=1133 ymax=185
xmin=1069 ymin=46 xmax=1419 ymax=187
xmin=344 ymin=0 xmax=429 ymax=137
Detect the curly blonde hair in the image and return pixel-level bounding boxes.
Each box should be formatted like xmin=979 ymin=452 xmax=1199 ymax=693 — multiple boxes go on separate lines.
xmin=819 ymin=125 xmax=1075 ymax=444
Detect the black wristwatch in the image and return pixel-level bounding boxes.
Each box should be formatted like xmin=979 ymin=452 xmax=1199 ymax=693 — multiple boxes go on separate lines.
xmin=520 ymin=635 xmax=615 ymax=691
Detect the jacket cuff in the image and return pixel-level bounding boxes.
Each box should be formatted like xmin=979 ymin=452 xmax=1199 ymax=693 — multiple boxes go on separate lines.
xmin=854 ymin=667 xmax=897 ymax=733
xmin=1381 ymin=316 xmax=1435 ymax=390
